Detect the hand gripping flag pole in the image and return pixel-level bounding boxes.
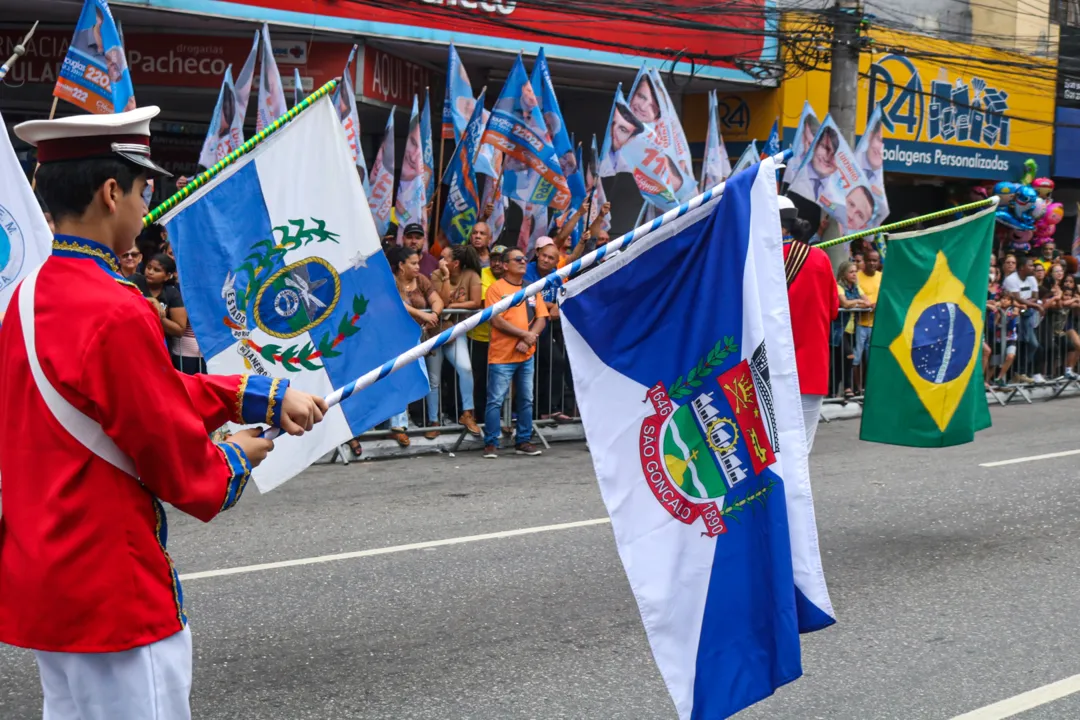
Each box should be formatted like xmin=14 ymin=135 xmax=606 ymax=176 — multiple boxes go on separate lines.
xmin=263 ymin=152 xmax=792 ymax=440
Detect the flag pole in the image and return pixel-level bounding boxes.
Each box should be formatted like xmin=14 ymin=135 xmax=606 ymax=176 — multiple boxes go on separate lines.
xmin=432 ymin=86 xmax=447 ymax=245
xmin=143 ymin=78 xmax=339 ymax=226
xmin=0 ymin=21 xmax=37 ymax=81
xmin=812 ymin=196 xmax=999 ymax=250
xmin=262 ymin=151 xmax=791 ymax=441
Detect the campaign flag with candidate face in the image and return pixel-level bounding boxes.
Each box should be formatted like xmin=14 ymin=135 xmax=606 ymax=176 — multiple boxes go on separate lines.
xmin=234 ymin=31 xmax=258 ymax=114
xmin=732 ymin=141 xmax=760 ymax=175
xmin=54 ymin=0 xmax=135 ymax=114
xmin=441 ymin=89 xmax=487 ymax=246
xmin=443 ymin=43 xmax=474 ymax=142
xmin=162 ymin=97 xmax=428 ymax=492
xmin=762 ymin=119 xmax=781 ymax=159
xmin=598 ymin=84 xmax=684 ymax=213
xmin=368 ymin=111 xmax=396 ymax=237
xmin=781 ymin=101 xmax=819 ymax=187
xmin=421 ymin=88 xmax=436 ymax=206
xmin=514 ymin=199 xmax=549 ymax=258
xmin=701 ymin=90 xmax=733 ymax=192
xmin=481 ymin=54 xmax=570 ymax=211
xmin=561 ymin=158 xmax=835 ymax=720
xmin=256 ymin=24 xmax=288 ymax=134
xmin=790 ymin=115 xmax=875 ymax=235
xmin=480 ymin=158 xmax=507 ymax=243
xmin=199 ymin=66 xmax=246 ymax=170
xmin=396 ymin=95 xmax=429 ymax=238
xmin=588 ymin=135 xmax=612 ymax=232
xmin=531 ymin=49 xmax=587 ymax=210
xmin=855 ymin=105 xmax=890 ymax=226
xmin=330 ymin=45 xmax=369 ymax=187
xmin=632 ymin=67 xmax=696 ymax=201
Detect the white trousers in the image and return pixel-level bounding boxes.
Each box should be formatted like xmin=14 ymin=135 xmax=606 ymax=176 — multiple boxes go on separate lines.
xmin=34 ymin=626 xmax=192 ymax=720
xmin=801 ymin=393 xmax=824 ymax=455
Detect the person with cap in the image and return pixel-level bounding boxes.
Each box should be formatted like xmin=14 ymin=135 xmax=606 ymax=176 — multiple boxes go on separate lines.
xmin=402 ymin=222 xmax=440 ymax=277
xmin=779 ymin=194 xmax=838 ymax=453
xmin=0 ymin=106 xmax=328 ymax=719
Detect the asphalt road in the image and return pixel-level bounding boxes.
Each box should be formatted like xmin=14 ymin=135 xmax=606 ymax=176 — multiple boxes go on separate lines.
xmin=3 ymin=401 xmax=1080 ymax=719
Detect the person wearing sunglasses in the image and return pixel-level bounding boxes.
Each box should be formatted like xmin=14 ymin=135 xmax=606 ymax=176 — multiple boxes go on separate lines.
xmin=482 ymin=249 xmax=547 ymax=458
xmin=118 ymin=247 xmax=142 ymax=279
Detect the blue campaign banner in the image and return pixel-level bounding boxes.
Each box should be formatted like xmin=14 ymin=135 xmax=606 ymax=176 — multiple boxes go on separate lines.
xmin=443 ymin=43 xmax=474 ymax=142
xmin=530 ymin=49 xmax=587 ymax=208
xmin=54 ymin=0 xmax=135 ymax=114
xmin=855 ymin=105 xmax=890 ymax=225
xmin=421 ymin=88 xmax=436 ymax=206
xmin=441 ymin=89 xmax=487 ymax=246
xmin=481 ymin=54 xmax=570 ymax=211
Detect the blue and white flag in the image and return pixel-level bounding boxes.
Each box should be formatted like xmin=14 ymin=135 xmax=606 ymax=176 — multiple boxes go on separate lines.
xmin=482 ymin=54 xmax=569 ymax=211
xmin=560 ymin=159 xmax=835 ymax=720
xmin=781 ymin=101 xmax=819 ymax=187
xmin=700 ymin=90 xmax=732 ymax=192
xmin=443 ymin=43 xmax=473 ymax=142
xmin=331 ymin=45 xmax=368 ymax=186
xmin=441 ymin=89 xmax=487 ymax=246
xmin=762 ymin=119 xmax=781 ymax=159
xmin=855 ymin=105 xmax=890 ymax=226
xmin=635 ymin=67 xmax=696 ymax=201
xmin=732 ymin=141 xmax=759 ymax=175
xmin=481 ymin=166 xmax=507 ymax=243
xmin=53 ymin=0 xmax=135 ymax=114
xmin=368 ymin=111 xmax=395 ymax=237
xmin=0 ymin=109 xmax=52 ymax=314
xmin=198 ymin=65 xmax=243 ymax=170
xmin=161 ymin=97 xmax=427 ymax=492
xmin=420 ymin=88 xmax=436 ymax=209
xmin=531 ymin=49 xmax=586 ymax=210
xmin=256 ymin=23 xmax=288 ymax=133
xmin=396 ymin=95 xmax=428 ymax=238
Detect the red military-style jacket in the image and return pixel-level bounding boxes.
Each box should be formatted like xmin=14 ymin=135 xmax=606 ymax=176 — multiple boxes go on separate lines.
xmin=784 ymin=240 xmax=840 ymax=396
xmin=0 ymin=236 xmax=289 ymax=653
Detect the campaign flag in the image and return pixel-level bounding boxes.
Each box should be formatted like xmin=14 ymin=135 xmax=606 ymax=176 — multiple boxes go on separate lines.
xmin=421 ymin=88 xmax=436 ymax=209
xmin=587 ymin=135 xmax=612 ymax=232
xmin=789 ymin=115 xmax=875 ymax=235
xmin=474 ymin=114 xmax=501 ymax=179
xmin=635 ymin=67 xmax=696 ymax=201
xmin=732 ymin=141 xmax=759 ymax=174
xmin=161 ymin=97 xmax=428 ymax=492
xmin=761 ymin=119 xmax=780 ymax=159
xmin=198 ymin=66 xmax=245 ymax=170
xmin=441 ymin=89 xmax=487 ymax=246
xmin=1073 ymin=202 xmax=1080 ymax=257
xmin=781 ymin=101 xmax=819 ymax=187
xmin=443 ymin=43 xmax=474 ymax=142
xmin=598 ymin=84 xmax=684 ymax=212
xmin=531 ymin=49 xmax=586 ymax=210
xmin=331 ymin=45 xmax=368 ymax=186
xmin=700 ymin=90 xmax=732 ymax=192
xmin=861 ymin=207 xmax=995 ymax=448
xmin=396 ymin=95 xmax=429 ymax=237
xmin=515 ymin=200 xmax=548 ymax=257
xmin=235 ymin=31 xmax=259 ymax=116
xmin=480 ymin=161 xmax=507 ymax=242
xmin=54 ymin=0 xmax=135 ymax=114
xmin=855 ymin=105 xmax=890 ymax=226
xmin=256 ymin=24 xmax=288 ymax=133
xmin=482 ymin=54 xmax=570 ymax=211
xmin=368 ymin=111 xmax=396 ymax=237
xmin=560 ymin=159 xmax=834 ymax=720
xmin=0 ymin=110 xmax=52 ymax=314
xmin=292 ymin=68 xmax=305 ymax=107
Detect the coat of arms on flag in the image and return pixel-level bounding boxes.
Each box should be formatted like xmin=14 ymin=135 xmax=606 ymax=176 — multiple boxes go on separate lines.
xmin=160 ymin=96 xmax=428 ymax=491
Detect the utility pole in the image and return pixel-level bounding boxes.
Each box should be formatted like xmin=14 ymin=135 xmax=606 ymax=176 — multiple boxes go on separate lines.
xmin=824 ymin=0 xmax=863 ymax=266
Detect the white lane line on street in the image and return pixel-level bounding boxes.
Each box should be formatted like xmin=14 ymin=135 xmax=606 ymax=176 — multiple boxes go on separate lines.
xmin=949 ymin=672 xmax=1080 ymax=719
xmin=178 ymin=517 xmax=612 ymax=581
xmin=979 ymin=449 xmax=1080 ymax=467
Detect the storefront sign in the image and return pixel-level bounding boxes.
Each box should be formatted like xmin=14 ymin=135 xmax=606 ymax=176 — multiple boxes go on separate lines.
xmin=216 ymin=0 xmax=772 ymax=81
xmin=777 ymin=28 xmax=1054 ymax=181
xmin=0 ymin=30 xmax=351 ymax=92
xmin=359 ymin=45 xmax=431 ymax=108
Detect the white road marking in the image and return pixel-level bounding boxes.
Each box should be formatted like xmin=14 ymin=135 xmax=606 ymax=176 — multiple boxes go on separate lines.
xmin=950 ymin=672 xmax=1080 ymax=719
xmin=178 ymin=517 xmax=612 ymax=581
xmin=979 ymin=449 xmax=1080 ymax=467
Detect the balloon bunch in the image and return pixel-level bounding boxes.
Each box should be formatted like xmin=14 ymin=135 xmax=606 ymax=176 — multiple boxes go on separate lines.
xmin=993 ymin=164 xmax=1052 ymax=231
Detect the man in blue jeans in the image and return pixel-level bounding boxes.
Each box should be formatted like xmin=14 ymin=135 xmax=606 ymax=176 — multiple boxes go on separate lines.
xmin=483 ymin=248 xmax=549 ymax=458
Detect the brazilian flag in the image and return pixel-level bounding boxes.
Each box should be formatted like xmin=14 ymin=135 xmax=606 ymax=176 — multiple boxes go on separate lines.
xmin=860 ymin=207 xmax=995 ymax=447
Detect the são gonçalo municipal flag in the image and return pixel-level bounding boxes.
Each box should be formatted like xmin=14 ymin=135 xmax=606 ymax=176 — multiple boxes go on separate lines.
xmin=0 ymin=109 xmax=52 ymax=315
xmin=160 ymin=97 xmax=428 ymax=491
xmin=560 ymin=159 xmax=835 ymax=720
xmin=861 ymin=205 xmax=995 ymax=447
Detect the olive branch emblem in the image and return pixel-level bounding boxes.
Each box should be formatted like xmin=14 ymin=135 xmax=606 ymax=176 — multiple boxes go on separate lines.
xmin=669 ymin=336 xmax=739 ymax=400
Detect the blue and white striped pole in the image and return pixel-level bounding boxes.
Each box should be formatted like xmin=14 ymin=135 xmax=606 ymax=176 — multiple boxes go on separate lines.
xmin=265 ymin=152 xmax=791 ymax=440
xmin=0 ymin=23 xmax=37 ymax=82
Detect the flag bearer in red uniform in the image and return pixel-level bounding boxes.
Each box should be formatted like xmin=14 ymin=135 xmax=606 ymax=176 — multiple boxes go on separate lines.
xmin=0 ymin=106 xmax=328 ymax=720
xmin=779 ymin=195 xmax=839 ymax=453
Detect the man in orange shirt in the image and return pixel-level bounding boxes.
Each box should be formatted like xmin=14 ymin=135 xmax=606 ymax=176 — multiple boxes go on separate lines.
xmin=483 ymin=247 xmax=548 ymax=458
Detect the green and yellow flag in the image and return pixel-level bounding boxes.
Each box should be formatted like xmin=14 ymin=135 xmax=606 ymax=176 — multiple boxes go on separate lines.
xmin=860 ymin=206 xmax=995 ymax=447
